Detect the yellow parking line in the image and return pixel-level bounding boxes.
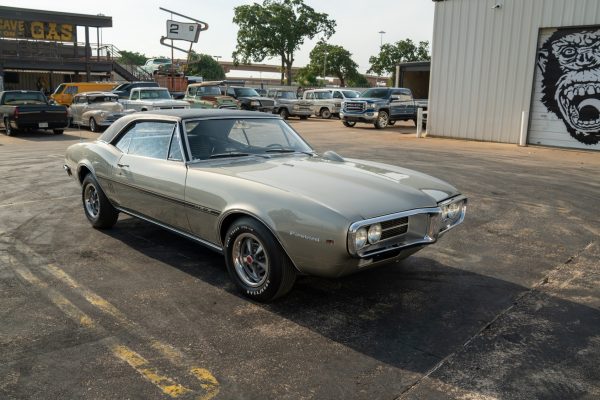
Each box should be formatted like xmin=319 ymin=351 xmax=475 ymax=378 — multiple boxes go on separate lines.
xmin=18 ymin=247 xmax=220 ymax=399
xmin=112 ymin=345 xmax=191 ymax=398
xmin=7 ymin=253 xmax=214 ymax=398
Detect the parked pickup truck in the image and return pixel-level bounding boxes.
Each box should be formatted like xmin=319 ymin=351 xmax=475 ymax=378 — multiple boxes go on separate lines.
xmin=224 ymin=86 xmax=275 ymax=113
xmin=340 ymin=87 xmax=425 ymax=129
xmin=266 ymin=88 xmax=313 ymax=119
xmin=120 ymin=87 xmax=189 ymax=112
xmin=0 ymin=90 xmax=68 ymax=136
xmin=302 ymin=89 xmax=341 ymax=119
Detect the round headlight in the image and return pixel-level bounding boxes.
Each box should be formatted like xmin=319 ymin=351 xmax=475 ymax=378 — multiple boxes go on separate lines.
xmin=355 ymin=228 xmax=368 ymax=249
xmin=368 ymin=224 xmax=382 ymax=244
xmin=446 ymin=202 xmax=461 ymax=219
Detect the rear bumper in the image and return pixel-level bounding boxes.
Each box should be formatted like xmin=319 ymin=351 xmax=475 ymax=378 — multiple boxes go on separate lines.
xmin=13 ymin=120 xmax=68 ymax=130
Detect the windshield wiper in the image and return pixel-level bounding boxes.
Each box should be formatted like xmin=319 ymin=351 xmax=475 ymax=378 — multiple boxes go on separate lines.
xmin=265 ymin=148 xmax=314 ymax=156
xmin=208 ymin=152 xmax=250 ymax=159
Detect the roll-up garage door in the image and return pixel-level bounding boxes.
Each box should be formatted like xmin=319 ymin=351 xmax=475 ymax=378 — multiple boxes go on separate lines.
xmin=528 ymin=27 xmax=600 ymax=150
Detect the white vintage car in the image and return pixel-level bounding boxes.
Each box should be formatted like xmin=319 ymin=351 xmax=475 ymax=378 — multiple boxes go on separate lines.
xmin=69 ymin=92 xmax=135 ymax=132
xmin=120 ymin=87 xmax=190 ymax=112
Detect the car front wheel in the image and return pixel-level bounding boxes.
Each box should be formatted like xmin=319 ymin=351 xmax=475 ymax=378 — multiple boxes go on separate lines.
xmin=279 ymin=108 xmax=290 ymax=120
xmin=320 ymin=108 xmax=332 ymax=119
xmin=81 ymin=174 xmax=119 ymax=229
xmin=89 ymin=117 xmax=98 ymax=132
xmin=224 ymin=217 xmax=296 ymax=302
xmin=374 ymin=110 xmax=389 ymax=129
xmin=343 ymin=120 xmax=356 ymax=127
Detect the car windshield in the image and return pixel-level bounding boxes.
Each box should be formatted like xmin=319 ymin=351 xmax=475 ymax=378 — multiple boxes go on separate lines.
xmin=89 ymin=96 xmax=118 ymax=103
xmin=361 ymin=88 xmax=391 ymax=99
xmin=314 ymin=91 xmax=333 ymax=99
xmin=342 ymin=90 xmax=360 ymax=98
xmin=197 ymin=86 xmax=221 ymax=95
xmin=184 ymin=118 xmax=313 ymax=161
xmin=139 ymin=90 xmax=171 ymax=99
xmin=112 ymin=83 xmax=128 ymax=91
xmin=53 ymin=84 xmax=66 ymax=95
xmin=277 ymin=91 xmax=296 ymax=99
xmin=3 ymin=92 xmax=47 ymax=104
xmin=234 ymin=88 xmax=260 ymax=97
xmin=152 ymin=59 xmax=170 ymax=64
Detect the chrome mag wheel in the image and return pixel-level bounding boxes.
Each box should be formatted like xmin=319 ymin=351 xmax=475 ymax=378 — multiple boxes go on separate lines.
xmin=232 ymin=233 xmax=269 ymax=287
xmin=84 ymin=183 xmax=100 ymax=218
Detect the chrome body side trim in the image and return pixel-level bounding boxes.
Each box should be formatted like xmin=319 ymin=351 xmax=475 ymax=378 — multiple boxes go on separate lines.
xmin=115 ymin=206 xmax=224 ymax=254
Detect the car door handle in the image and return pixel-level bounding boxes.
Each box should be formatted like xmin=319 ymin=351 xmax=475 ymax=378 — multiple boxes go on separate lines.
xmin=117 ymin=163 xmax=129 ymax=168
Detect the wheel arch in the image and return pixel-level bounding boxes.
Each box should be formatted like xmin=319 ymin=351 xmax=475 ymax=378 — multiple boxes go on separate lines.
xmin=218 ymin=210 xmax=302 ymax=273
xmin=76 ymin=162 xmax=95 ymax=184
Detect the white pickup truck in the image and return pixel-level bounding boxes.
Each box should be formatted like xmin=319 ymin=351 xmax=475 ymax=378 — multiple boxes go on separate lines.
xmin=120 ymin=87 xmax=189 ymax=112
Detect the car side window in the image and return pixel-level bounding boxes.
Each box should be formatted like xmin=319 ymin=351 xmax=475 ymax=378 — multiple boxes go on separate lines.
xmin=306 ymin=92 xmax=314 ymax=99
xmin=187 ymin=86 xmax=197 ymax=97
xmin=115 ymin=122 xmax=176 ymax=159
xmin=168 ymin=128 xmax=184 ymax=161
xmin=391 ymin=90 xmax=412 ymax=102
xmin=131 ymin=91 xmax=139 ymax=100
xmin=333 ymin=91 xmax=343 ymax=99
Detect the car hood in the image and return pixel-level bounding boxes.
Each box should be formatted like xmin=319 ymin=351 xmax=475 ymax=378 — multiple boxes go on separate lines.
xmin=142 ymin=99 xmax=189 ymax=106
xmin=86 ymin=102 xmax=123 ymax=112
xmin=190 ymin=155 xmax=459 ymax=220
xmin=239 ymin=96 xmax=272 ymax=102
xmin=200 ymin=95 xmax=237 ymax=103
xmin=350 ymin=97 xmax=388 ymax=103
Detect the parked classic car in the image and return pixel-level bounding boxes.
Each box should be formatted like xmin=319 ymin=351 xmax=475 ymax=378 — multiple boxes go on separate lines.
xmin=1 ymin=90 xmax=68 ymax=135
xmin=141 ymin=58 xmax=171 ymax=75
xmin=266 ymin=88 xmax=312 ymax=119
xmin=302 ymin=89 xmax=341 ymax=119
xmin=223 ymin=86 xmax=275 ymax=113
xmin=70 ymin=92 xmax=135 ymax=132
xmin=120 ymin=87 xmax=190 ymax=112
xmin=111 ymin=81 xmax=159 ymax=99
xmin=64 ymin=110 xmax=467 ymax=301
xmin=184 ymin=82 xmax=239 ymax=109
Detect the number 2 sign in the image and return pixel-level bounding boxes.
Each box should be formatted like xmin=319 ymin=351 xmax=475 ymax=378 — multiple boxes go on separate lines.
xmin=166 ymin=19 xmax=200 ymax=43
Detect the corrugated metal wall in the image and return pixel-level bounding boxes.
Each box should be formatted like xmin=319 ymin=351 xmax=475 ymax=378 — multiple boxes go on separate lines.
xmin=428 ymin=0 xmax=600 ymax=143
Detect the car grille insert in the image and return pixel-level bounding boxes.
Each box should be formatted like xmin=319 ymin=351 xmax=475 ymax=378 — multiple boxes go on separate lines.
xmin=345 ymin=101 xmax=365 ymax=112
xmin=380 ymin=217 xmax=409 ymax=240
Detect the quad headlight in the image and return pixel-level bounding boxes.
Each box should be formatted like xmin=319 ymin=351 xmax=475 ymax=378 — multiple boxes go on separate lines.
xmin=355 ymin=227 xmax=368 ymax=249
xmin=250 ymin=100 xmax=260 ymax=106
xmin=368 ymin=223 xmax=382 ymax=244
xmin=441 ymin=200 xmax=463 ymax=221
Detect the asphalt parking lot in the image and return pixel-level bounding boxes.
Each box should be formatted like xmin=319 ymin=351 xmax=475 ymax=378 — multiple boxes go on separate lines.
xmin=1 ymin=119 xmax=599 ymax=400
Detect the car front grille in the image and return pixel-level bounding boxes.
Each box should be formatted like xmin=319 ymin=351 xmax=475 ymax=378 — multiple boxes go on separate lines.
xmin=344 ymin=101 xmax=365 ymax=112
xmin=380 ymin=217 xmax=409 ymax=240
xmin=260 ymin=100 xmax=275 ymax=107
xmin=219 ymin=105 xmax=238 ymax=109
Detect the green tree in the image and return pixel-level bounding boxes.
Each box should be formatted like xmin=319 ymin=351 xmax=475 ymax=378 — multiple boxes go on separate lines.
xmin=118 ymin=50 xmax=147 ymax=66
xmin=232 ymin=0 xmax=336 ymax=85
xmin=368 ymin=39 xmax=430 ymax=76
xmin=346 ymin=72 xmax=370 ymax=88
xmin=295 ymin=66 xmax=319 ymax=87
xmin=306 ymin=41 xmax=359 ymax=87
xmin=186 ymin=53 xmax=226 ymax=80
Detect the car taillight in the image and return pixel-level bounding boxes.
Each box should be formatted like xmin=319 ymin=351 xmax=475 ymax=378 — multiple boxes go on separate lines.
xmin=14 ymin=107 xmax=19 ymax=118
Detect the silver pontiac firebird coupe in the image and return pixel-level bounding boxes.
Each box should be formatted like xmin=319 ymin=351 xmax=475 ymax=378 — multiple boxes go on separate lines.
xmin=64 ymin=110 xmax=467 ymax=301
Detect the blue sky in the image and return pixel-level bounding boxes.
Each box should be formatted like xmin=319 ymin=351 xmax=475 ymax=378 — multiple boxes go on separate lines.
xmin=2 ymin=0 xmax=434 ymax=74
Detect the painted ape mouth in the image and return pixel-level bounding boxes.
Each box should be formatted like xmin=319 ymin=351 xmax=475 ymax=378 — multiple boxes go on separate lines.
xmin=558 ymin=82 xmax=600 ymax=131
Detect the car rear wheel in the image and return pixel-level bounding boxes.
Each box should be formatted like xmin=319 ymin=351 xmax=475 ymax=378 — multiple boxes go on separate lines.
xmin=279 ymin=108 xmax=290 ymax=120
xmin=224 ymin=217 xmax=296 ymax=302
xmin=4 ymin=118 xmax=14 ymax=136
xmin=320 ymin=108 xmax=332 ymax=119
xmin=374 ymin=110 xmax=389 ymax=129
xmin=343 ymin=120 xmax=356 ymax=127
xmin=82 ymin=174 xmax=119 ymax=229
xmin=89 ymin=117 xmax=98 ymax=132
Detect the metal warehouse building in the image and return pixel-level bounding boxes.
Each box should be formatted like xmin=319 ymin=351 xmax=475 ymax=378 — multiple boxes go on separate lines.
xmin=428 ymin=0 xmax=600 ymax=151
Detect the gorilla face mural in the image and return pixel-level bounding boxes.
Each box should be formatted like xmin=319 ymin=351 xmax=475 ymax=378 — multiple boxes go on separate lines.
xmin=538 ymin=28 xmax=600 ymax=145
